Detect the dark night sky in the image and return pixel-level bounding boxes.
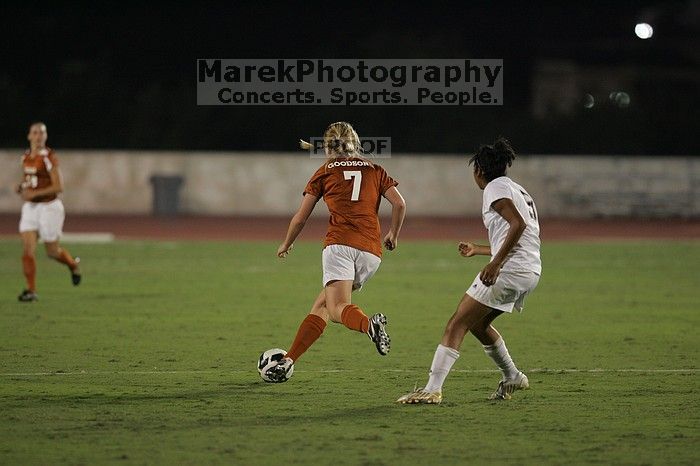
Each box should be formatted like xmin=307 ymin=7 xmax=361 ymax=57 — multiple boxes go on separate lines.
xmin=1 ymin=1 xmax=698 ymax=154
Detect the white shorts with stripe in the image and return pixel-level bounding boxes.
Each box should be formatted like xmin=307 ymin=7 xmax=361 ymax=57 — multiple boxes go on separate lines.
xmin=466 ymin=270 xmax=540 ymax=313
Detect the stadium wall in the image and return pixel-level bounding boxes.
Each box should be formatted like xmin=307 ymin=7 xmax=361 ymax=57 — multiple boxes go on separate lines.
xmin=0 ymin=151 xmax=698 ymax=218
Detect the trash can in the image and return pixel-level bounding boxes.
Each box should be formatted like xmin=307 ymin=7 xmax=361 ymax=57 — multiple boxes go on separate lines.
xmin=150 ymin=175 xmax=184 ymax=216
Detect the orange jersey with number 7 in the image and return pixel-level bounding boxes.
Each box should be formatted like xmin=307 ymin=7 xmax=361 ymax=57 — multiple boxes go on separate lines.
xmin=304 ymin=157 xmax=398 ymax=258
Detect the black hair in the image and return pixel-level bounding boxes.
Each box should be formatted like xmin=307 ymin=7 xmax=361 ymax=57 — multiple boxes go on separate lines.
xmin=468 ymin=137 xmax=516 ymax=181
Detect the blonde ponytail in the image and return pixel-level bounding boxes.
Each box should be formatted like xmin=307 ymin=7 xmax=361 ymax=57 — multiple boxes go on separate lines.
xmin=299 ymin=122 xmax=373 ymax=167
xmin=323 ymin=122 xmax=362 ymax=158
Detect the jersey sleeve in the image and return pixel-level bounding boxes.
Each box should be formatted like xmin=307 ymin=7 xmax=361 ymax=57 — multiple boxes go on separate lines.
xmin=45 ymin=150 xmax=59 ymax=171
xmin=375 ymin=164 xmax=398 ymax=194
xmin=303 ymin=166 xmax=325 ymax=197
xmin=483 ymin=179 xmax=512 ymax=208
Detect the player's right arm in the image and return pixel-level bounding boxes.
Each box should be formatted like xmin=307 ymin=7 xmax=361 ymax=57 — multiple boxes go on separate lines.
xmin=277 ymin=193 xmax=319 ymax=258
xmin=15 ymin=159 xmax=26 ymax=194
xmin=15 ymin=174 xmax=24 ymax=194
xmin=458 ymin=241 xmax=491 ymax=257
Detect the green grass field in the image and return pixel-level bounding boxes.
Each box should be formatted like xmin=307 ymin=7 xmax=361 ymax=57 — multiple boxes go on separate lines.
xmin=0 ymin=239 xmax=698 ymax=465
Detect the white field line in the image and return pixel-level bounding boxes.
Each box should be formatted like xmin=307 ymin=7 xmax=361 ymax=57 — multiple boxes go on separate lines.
xmin=0 ymin=233 xmax=115 ymax=243
xmin=0 ymin=368 xmax=697 ymax=377
xmin=60 ymin=232 xmax=115 ymax=243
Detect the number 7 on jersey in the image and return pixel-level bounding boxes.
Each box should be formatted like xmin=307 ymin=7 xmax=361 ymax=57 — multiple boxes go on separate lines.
xmin=343 ymin=170 xmax=362 ymax=201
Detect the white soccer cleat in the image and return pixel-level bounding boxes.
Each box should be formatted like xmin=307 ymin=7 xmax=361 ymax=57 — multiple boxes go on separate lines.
xmin=489 ymin=372 xmax=529 ymax=400
xmin=396 ymin=388 xmax=443 ymax=404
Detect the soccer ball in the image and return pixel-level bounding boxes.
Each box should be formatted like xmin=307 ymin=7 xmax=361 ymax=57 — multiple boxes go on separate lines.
xmin=257 ymin=348 xmax=294 ymax=383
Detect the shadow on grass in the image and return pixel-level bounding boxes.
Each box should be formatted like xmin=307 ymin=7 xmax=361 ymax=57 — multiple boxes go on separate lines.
xmin=2 ymin=380 xmax=270 ymax=405
xmin=267 ymin=403 xmax=398 ymax=425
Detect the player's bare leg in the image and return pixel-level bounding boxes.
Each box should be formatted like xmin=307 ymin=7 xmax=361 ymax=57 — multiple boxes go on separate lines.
xmin=468 ymin=310 xmax=502 ymax=346
xmin=398 ymin=294 xmax=491 ymax=404
xmin=471 ymin=311 xmax=529 ymax=400
xmin=309 ymin=289 xmax=331 ymax=322
xmin=325 ymin=280 xmax=390 ymax=355
xmin=323 ymin=279 xmax=353 ymax=322
xmin=45 ymin=241 xmax=81 ymax=286
xmin=18 ymin=231 xmax=38 ymax=301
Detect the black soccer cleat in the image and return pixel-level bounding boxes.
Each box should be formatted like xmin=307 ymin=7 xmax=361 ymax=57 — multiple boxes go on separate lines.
xmin=18 ymin=289 xmax=38 ymax=302
xmin=70 ymin=257 xmax=81 ymax=286
xmin=367 ymin=313 xmax=391 ymax=355
xmin=265 ymin=358 xmax=293 ymax=383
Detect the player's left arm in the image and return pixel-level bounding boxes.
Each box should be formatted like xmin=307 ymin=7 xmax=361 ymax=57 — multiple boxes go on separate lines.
xmin=15 ymin=167 xmax=26 ymax=194
xmin=382 ymin=186 xmax=406 ymax=251
xmin=277 ymin=193 xmax=319 ymax=258
xmin=22 ymin=167 xmax=63 ymax=201
xmin=479 ymin=197 xmax=526 ymax=286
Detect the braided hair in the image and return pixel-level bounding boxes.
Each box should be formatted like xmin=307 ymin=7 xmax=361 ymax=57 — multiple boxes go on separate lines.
xmin=469 ymin=137 xmax=516 ymax=181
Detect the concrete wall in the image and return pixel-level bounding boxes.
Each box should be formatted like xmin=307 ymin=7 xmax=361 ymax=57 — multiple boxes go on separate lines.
xmin=1 ymin=150 xmax=698 ymax=218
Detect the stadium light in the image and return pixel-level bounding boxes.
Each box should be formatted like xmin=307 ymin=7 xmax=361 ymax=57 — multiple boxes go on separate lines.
xmin=609 ymin=91 xmax=631 ymax=108
xmin=635 ymin=23 xmax=653 ymax=39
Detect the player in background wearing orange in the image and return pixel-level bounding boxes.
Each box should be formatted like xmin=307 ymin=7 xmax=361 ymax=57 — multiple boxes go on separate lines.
xmin=15 ymin=122 xmax=81 ymax=302
xmin=266 ymin=122 xmax=407 ymax=382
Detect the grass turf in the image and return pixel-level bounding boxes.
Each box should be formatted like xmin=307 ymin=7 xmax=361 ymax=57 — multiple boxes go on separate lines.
xmin=0 ymin=239 xmax=698 ymax=465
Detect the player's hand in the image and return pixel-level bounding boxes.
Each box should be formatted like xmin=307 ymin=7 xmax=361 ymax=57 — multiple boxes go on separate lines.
xmin=383 ymin=232 xmax=397 ymax=251
xmin=277 ymin=243 xmax=293 ymax=258
xmin=479 ymin=261 xmax=501 ymax=287
xmin=21 ymin=189 xmax=36 ymax=201
xmin=458 ymin=241 xmax=478 ymax=257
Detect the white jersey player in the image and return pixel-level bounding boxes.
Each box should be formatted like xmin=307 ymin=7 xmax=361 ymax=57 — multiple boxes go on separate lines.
xmin=398 ymin=137 xmax=541 ymax=404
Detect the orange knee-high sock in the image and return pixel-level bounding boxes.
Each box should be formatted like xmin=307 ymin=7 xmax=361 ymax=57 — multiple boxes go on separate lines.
xmin=285 ymin=314 xmax=327 ymax=362
xmin=341 ymin=304 xmax=370 ymax=334
xmin=54 ymin=248 xmax=78 ymax=270
xmin=22 ymin=254 xmax=36 ymax=292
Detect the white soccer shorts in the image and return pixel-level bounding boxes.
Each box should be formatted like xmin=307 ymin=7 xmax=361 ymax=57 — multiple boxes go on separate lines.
xmin=19 ymin=199 xmax=65 ymax=242
xmin=322 ymin=244 xmax=381 ymax=290
xmin=466 ymin=270 xmax=540 ymax=313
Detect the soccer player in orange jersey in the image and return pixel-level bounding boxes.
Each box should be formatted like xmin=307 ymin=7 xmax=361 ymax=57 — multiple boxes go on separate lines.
xmin=15 ymin=122 xmax=81 ymax=302
xmin=265 ymin=122 xmax=407 ymax=382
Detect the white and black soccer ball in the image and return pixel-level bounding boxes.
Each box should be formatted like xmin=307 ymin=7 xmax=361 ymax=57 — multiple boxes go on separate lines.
xmin=258 ymin=348 xmax=294 ymax=383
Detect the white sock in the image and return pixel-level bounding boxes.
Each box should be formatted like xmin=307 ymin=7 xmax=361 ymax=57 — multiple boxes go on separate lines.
xmin=424 ymin=344 xmax=460 ymax=392
xmin=483 ymin=338 xmax=519 ymax=380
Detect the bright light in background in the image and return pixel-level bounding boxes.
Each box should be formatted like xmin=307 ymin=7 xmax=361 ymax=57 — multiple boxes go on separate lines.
xmin=635 ymin=22 xmax=654 ymax=39
xmin=609 ymin=91 xmax=631 ymax=108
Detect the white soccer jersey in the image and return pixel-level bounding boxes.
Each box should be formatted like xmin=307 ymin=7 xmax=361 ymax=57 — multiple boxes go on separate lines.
xmin=482 ymin=176 xmax=541 ymax=275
